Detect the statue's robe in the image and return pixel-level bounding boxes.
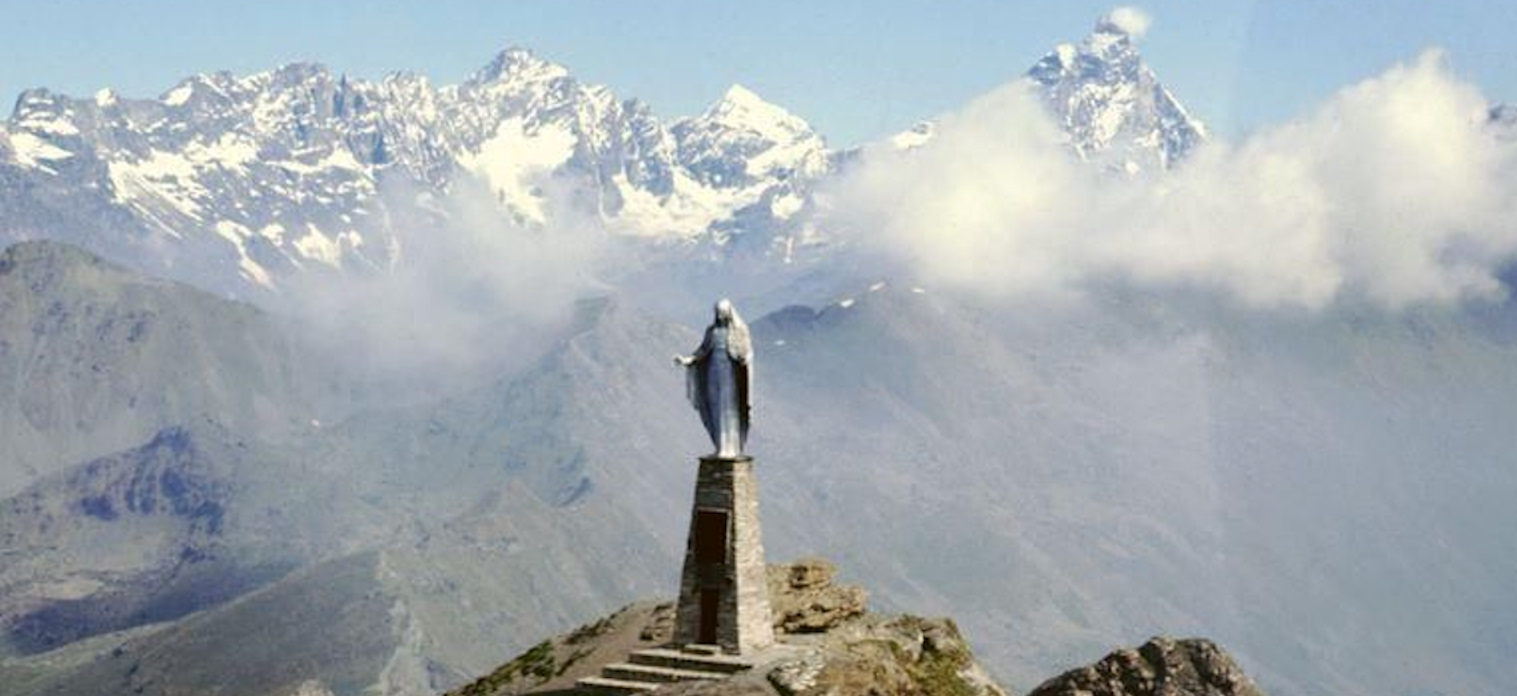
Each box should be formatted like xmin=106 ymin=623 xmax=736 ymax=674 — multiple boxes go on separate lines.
xmin=685 ymin=319 xmax=752 ymax=457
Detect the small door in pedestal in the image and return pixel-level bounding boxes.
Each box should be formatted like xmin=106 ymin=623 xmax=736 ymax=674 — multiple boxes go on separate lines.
xmin=699 ymin=588 xmax=720 ymax=643
xmin=695 ymin=509 xmax=729 ymax=564
xmin=695 ymin=507 xmax=728 ymax=644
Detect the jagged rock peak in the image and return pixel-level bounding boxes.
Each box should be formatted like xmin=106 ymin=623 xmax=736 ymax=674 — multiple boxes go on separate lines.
xmin=471 ymin=46 xmax=570 ymax=85
xmin=684 ymin=83 xmax=826 ymax=162
xmin=155 ymin=70 xmax=242 ymax=107
xmin=1026 ymin=10 xmax=1207 ymax=172
xmin=268 ymin=61 xmax=333 ymax=82
xmin=674 ymin=83 xmax=828 ymax=192
xmin=1026 ymin=637 xmax=1267 ymax=696
xmin=9 ymin=87 xmax=71 ymax=122
xmin=705 ymin=84 xmax=809 ymax=129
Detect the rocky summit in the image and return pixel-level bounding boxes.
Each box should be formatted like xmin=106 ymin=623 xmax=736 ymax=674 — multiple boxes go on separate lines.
xmin=764 ymin=558 xmax=867 ymax=635
xmin=1025 ymin=637 xmax=1265 ymax=696
xmin=1025 ymin=13 xmax=1207 ymax=174
xmin=445 ymin=558 xmax=1005 ymax=696
xmin=445 ymin=559 xmax=1264 ymax=696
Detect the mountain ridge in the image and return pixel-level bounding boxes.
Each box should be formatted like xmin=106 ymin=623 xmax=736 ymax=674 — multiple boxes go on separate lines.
xmin=0 ymin=18 xmax=1206 ymax=300
xmin=0 ymin=47 xmax=834 ymax=299
xmin=0 ymin=240 xmax=352 ymax=495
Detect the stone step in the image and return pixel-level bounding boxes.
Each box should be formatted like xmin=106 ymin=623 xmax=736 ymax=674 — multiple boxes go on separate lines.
xmin=682 ymin=643 xmax=723 ymax=656
xmin=627 ymin=648 xmax=752 ymax=674
xmin=602 ymin=662 xmax=728 ymax=684
xmin=575 ymin=676 xmax=661 ymax=696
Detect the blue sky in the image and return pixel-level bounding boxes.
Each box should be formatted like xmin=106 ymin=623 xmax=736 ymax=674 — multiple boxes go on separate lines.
xmin=3 ymin=0 xmax=1514 ymax=147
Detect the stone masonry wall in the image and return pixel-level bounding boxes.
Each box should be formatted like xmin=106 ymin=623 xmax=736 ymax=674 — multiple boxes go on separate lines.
xmin=673 ymin=456 xmax=775 ymax=654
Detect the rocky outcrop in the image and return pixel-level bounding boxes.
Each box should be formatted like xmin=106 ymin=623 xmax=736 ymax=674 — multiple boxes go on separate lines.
xmin=765 ymin=558 xmax=866 ymax=634
xmin=446 ymin=559 xmax=1005 ymax=696
xmin=447 ymin=562 xmax=1269 ymax=696
xmin=1025 ymin=637 xmax=1265 ymax=696
xmin=751 ymin=613 xmax=1008 ymax=696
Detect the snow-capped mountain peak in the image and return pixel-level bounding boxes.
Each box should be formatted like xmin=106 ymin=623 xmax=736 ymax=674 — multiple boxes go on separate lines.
xmin=469 ymin=46 xmax=570 ymax=86
xmin=0 ymin=46 xmax=847 ymax=295
xmin=1026 ymin=14 xmax=1206 ymax=173
xmin=672 ymin=84 xmax=828 ymax=191
xmin=0 ymin=12 xmax=1212 ymax=299
xmin=881 ymin=13 xmax=1204 ymax=174
xmin=1083 ymin=25 xmax=1133 ymax=57
xmin=158 ymin=71 xmax=236 ymax=110
xmin=701 ymin=84 xmax=812 ymax=140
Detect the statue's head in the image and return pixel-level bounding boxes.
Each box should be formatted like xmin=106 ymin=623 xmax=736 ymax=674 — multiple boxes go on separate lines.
xmin=714 ymin=298 xmax=734 ymax=325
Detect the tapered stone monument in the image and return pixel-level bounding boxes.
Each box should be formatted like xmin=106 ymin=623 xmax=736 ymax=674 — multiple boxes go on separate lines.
xmin=672 ymin=300 xmax=775 ymax=654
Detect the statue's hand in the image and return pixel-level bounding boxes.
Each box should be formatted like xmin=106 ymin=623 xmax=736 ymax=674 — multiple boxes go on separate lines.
xmin=673 ymin=354 xmax=691 ymax=367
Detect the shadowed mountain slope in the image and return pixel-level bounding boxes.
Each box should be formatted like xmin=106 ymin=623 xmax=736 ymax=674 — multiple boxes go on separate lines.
xmin=0 ymin=240 xmax=351 ymax=495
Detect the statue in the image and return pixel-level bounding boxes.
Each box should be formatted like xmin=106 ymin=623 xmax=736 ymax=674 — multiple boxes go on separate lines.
xmin=674 ymin=299 xmax=753 ymax=458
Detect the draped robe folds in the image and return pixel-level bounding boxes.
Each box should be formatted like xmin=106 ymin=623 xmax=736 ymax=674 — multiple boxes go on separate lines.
xmin=685 ymin=316 xmax=752 ymax=457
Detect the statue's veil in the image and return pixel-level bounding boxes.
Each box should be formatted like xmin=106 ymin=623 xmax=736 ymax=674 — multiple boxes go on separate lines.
xmin=725 ymin=305 xmax=752 ymax=364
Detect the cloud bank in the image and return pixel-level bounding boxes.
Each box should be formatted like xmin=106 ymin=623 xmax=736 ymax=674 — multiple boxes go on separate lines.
xmin=831 ymin=50 xmax=1517 ymax=310
xmin=287 ymin=175 xmax=609 ymax=386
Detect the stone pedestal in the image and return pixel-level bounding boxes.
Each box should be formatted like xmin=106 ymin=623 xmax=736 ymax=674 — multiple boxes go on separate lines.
xmin=673 ymin=456 xmax=775 ymax=654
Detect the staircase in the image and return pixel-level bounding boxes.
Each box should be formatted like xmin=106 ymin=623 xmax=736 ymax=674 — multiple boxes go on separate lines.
xmin=575 ymin=645 xmax=754 ymax=695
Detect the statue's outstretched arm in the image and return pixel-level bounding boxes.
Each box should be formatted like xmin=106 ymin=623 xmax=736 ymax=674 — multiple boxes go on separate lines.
xmin=675 ymin=329 xmax=715 ymax=367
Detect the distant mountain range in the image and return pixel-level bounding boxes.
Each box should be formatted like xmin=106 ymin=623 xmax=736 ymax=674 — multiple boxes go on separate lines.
xmin=0 ymin=17 xmax=1203 ymax=302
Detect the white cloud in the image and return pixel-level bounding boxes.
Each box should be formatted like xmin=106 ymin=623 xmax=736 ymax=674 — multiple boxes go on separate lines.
xmin=829 ymin=50 xmax=1517 ymax=311
xmin=285 ymin=174 xmax=610 ymax=385
xmin=1101 ymin=6 xmax=1153 ymax=40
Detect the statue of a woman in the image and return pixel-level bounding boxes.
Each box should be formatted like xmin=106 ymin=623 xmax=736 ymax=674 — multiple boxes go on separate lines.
xmin=674 ymin=299 xmax=753 ymax=458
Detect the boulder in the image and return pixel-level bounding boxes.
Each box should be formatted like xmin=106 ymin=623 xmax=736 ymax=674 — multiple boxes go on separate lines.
xmin=1025 ymin=637 xmax=1266 ymax=696
xmin=765 ymin=557 xmax=867 ymax=634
